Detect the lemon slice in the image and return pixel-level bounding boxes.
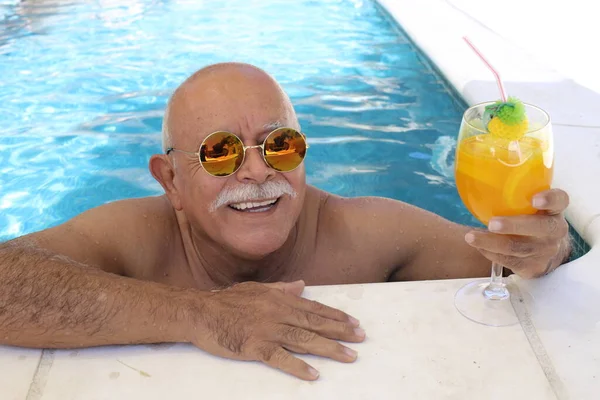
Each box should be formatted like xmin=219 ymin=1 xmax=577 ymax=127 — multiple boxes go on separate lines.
xmin=456 ymin=135 xmax=497 ymax=183
xmin=502 ymin=161 xmax=535 ymax=211
xmin=501 ymin=141 xmax=549 ymax=212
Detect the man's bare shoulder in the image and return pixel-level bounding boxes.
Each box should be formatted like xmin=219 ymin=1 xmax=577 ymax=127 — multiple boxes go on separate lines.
xmin=312 ymin=190 xmax=473 ymax=280
xmin=318 ymin=192 xmax=423 ymax=229
xmin=23 ymin=195 xmax=179 ymax=276
xmin=310 ymin=191 xmax=415 ymax=277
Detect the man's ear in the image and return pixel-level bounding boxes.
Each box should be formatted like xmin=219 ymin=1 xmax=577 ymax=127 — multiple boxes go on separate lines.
xmin=149 ymin=154 xmax=183 ymax=211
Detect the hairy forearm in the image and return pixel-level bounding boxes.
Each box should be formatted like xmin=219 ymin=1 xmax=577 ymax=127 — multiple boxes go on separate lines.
xmin=0 ymin=242 xmax=199 ymax=348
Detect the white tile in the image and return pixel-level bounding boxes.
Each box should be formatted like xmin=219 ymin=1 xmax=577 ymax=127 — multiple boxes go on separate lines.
xmin=0 ymin=346 xmax=41 ymax=400
xmin=379 ymin=0 xmax=600 ymax=128
xmin=446 ymin=0 xmax=600 ymax=96
xmin=552 ymin=125 xmax=600 ymax=239
xmin=585 ymin=215 xmax=600 ymax=247
xmin=35 ymin=282 xmax=554 ymax=400
xmin=379 ymin=2 xmax=600 ymax=399
xmin=513 ymin=243 xmax=600 ymax=400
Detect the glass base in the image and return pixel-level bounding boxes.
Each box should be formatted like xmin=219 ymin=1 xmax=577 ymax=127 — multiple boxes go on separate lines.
xmin=454 ymin=279 xmax=519 ymax=327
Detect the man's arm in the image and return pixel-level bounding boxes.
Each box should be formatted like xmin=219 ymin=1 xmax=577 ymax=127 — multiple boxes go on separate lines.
xmin=0 ymin=240 xmax=191 ymax=347
xmin=335 ymin=189 xmax=571 ymax=281
xmin=332 ymin=196 xmax=492 ymax=281
xmin=0 ymin=196 xmax=195 ymax=347
xmin=0 ymin=197 xmax=364 ymax=380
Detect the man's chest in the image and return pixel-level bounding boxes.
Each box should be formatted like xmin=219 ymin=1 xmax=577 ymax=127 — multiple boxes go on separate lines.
xmin=142 ymin=230 xmax=397 ymax=289
xmin=296 ymin=244 xmax=396 ymax=285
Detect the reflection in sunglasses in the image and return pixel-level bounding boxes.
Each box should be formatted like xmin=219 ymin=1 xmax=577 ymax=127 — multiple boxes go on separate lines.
xmin=168 ymin=128 xmax=308 ymax=177
xmin=264 ymin=132 xmax=306 ymax=172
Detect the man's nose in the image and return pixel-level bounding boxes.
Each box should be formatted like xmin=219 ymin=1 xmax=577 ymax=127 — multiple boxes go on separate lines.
xmin=235 ymin=147 xmax=275 ymax=184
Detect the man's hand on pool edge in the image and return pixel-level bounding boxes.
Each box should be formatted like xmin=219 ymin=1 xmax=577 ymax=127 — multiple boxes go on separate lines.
xmin=184 ymin=280 xmax=365 ymax=381
xmin=463 ymin=189 xmax=571 ymax=279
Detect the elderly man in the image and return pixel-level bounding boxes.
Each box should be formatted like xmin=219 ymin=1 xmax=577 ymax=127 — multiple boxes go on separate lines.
xmin=0 ymin=63 xmax=571 ymax=381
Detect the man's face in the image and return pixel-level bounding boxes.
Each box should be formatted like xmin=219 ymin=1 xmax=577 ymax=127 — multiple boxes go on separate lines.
xmin=166 ymin=67 xmax=306 ymax=259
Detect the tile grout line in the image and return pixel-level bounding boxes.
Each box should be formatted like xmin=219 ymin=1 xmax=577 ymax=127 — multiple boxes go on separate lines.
xmin=554 ymin=123 xmax=600 ymax=129
xmin=581 ymin=214 xmax=600 ymax=246
xmin=23 ymin=350 xmax=44 ymax=399
xmin=511 ymin=284 xmax=569 ymax=400
xmin=25 ymin=349 xmax=55 ymax=400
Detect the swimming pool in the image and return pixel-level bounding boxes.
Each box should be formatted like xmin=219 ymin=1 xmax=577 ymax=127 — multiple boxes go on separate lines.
xmin=0 ymin=0 xmax=589 ymax=259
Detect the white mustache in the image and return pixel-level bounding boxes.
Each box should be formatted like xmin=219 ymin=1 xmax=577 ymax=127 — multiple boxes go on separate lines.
xmin=209 ymin=181 xmax=297 ymax=212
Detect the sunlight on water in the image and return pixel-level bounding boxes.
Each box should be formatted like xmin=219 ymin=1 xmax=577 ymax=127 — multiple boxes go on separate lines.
xmin=0 ymin=0 xmax=470 ymax=241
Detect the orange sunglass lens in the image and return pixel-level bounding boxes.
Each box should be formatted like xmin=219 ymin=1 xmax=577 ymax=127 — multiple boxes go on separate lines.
xmin=263 ymin=128 xmax=307 ymax=172
xmin=200 ymin=132 xmax=244 ymax=176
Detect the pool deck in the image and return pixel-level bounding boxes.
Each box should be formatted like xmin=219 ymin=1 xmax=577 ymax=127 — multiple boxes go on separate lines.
xmin=2 ymin=0 xmax=599 ymax=399
xmin=377 ymin=0 xmax=599 ymax=398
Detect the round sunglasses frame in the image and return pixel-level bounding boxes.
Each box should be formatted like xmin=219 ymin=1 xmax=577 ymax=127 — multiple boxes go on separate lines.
xmin=165 ymin=127 xmax=309 ymax=177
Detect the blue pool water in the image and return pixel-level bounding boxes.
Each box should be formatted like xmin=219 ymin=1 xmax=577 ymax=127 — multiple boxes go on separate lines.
xmin=2 ymin=0 xmax=479 ymax=241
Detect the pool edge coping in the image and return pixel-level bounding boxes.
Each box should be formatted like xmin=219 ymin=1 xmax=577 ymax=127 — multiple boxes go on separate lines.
xmin=375 ymin=0 xmax=600 ymax=398
xmin=374 ymin=0 xmax=600 ymax=252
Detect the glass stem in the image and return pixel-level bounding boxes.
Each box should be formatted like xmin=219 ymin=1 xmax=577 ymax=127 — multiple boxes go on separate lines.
xmin=483 ymin=262 xmax=509 ymax=300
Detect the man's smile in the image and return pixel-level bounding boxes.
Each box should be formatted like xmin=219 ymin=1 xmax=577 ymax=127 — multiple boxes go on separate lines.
xmin=227 ymin=197 xmax=281 ymax=213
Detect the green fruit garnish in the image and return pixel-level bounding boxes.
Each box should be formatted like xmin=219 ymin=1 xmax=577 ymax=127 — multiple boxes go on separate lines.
xmin=484 ymin=96 xmax=526 ymax=126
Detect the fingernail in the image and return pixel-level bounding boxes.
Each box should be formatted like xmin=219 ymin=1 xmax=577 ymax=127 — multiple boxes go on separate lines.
xmin=349 ymin=316 xmax=360 ymax=327
xmin=354 ymin=328 xmax=366 ymax=338
xmin=488 ymin=220 xmax=503 ymax=232
xmin=533 ymin=196 xmax=547 ymax=208
xmin=343 ymin=347 xmax=358 ymax=359
xmin=465 ymin=233 xmax=475 ymax=244
xmin=308 ymin=367 xmax=320 ymax=378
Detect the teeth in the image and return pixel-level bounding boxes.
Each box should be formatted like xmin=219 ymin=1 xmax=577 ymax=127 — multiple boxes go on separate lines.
xmin=229 ymin=198 xmax=277 ymax=211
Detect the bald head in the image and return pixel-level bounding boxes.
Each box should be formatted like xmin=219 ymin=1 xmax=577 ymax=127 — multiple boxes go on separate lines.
xmin=162 ymin=63 xmax=298 ymax=152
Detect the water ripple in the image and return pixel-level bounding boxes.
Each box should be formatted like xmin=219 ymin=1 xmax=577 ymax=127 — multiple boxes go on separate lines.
xmin=0 ymin=0 xmax=474 ymax=240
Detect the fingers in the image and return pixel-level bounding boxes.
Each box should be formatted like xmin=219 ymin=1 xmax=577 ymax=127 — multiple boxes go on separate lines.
xmin=205 ymin=281 xmax=365 ymax=381
xmin=532 ymin=189 xmax=570 ymax=215
xmin=257 ymin=326 xmax=360 ymax=381
xmin=276 ymin=326 xmax=358 ymax=363
xmin=274 ymin=292 xmax=365 ymax=342
xmin=282 ymin=307 xmax=365 ymax=343
xmin=465 ymin=231 xmax=552 ymax=258
xmin=253 ymin=281 xmax=361 ymax=327
xmin=476 ymin=249 xmax=550 ymax=279
xmin=488 ymin=214 xmax=568 ymax=238
xmin=465 ymin=229 xmax=562 ymax=279
xmin=263 ymin=280 xmax=305 ymax=297
xmin=226 ymin=281 xmax=363 ymax=340
xmin=256 ymin=344 xmax=320 ymax=381
xmin=281 ymin=294 xmax=361 ymax=328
